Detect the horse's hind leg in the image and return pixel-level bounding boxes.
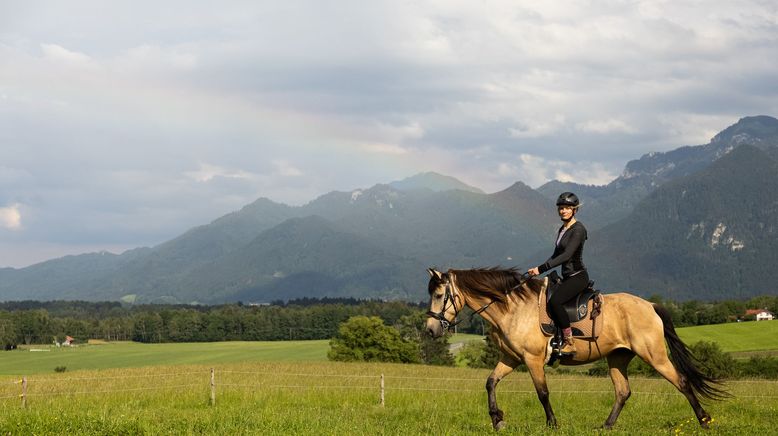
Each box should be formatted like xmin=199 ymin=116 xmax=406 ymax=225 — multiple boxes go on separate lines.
xmin=633 ymin=341 xmax=712 ymax=428
xmin=603 ymin=349 xmax=635 ymax=429
xmin=486 ymin=357 xmax=518 ymax=431
xmin=646 ymin=353 xmax=711 ymax=427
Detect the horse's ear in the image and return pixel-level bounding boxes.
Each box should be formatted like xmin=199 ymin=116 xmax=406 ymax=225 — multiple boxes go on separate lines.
xmin=427 ymin=268 xmax=443 ymax=280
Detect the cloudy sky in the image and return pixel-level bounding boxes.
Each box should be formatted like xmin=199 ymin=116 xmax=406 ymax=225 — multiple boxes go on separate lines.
xmin=1 ymin=1 xmax=777 ymax=268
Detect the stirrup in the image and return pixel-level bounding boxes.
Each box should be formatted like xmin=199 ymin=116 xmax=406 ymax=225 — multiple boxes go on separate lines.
xmin=558 ymin=347 xmax=576 ymax=357
xmin=558 ymin=337 xmax=576 ymax=357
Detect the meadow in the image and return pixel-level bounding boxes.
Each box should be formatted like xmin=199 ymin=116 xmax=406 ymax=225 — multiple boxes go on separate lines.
xmin=675 ymin=320 xmax=778 ymax=355
xmin=0 ymin=360 xmax=776 ymax=435
xmin=0 ymin=340 xmax=330 ymax=376
xmin=0 ymin=323 xmax=775 ymax=434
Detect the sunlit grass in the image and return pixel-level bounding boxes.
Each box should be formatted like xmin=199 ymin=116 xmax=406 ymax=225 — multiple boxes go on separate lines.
xmin=0 ymin=322 xmax=776 ymax=434
xmin=0 ymin=361 xmax=775 ymax=435
xmin=0 ymin=340 xmax=330 ymax=375
xmin=677 ymin=321 xmax=778 ymax=353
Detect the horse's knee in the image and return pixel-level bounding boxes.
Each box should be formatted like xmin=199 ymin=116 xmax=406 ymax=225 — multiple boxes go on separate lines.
xmin=486 ymin=377 xmax=496 ymax=392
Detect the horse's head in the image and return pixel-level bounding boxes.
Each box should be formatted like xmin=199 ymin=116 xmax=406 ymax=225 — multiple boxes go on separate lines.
xmin=425 ymin=267 xmax=462 ymax=338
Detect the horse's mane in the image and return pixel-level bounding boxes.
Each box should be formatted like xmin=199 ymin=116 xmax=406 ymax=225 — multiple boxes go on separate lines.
xmin=451 ymin=267 xmax=539 ymax=303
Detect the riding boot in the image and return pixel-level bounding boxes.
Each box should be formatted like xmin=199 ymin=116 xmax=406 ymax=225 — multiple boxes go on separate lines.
xmin=559 ymin=334 xmax=576 ymax=356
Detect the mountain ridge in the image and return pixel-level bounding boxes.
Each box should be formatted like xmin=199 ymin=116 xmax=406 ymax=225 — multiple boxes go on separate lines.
xmin=537 ymin=115 xmax=778 ymax=229
xmin=2 ymin=116 xmax=778 ymax=303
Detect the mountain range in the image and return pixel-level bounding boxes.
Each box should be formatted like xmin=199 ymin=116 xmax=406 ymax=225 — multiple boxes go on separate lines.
xmin=2 ymin=116 xmax=778 ymax=303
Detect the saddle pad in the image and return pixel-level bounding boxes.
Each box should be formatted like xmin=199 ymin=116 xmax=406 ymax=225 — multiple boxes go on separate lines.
xmin=538 ymin=282 xmax=603 ymax=339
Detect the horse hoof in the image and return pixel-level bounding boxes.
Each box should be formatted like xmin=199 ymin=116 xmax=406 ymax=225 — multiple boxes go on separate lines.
xmin=493 ymin=420 xmax=506 ymax=431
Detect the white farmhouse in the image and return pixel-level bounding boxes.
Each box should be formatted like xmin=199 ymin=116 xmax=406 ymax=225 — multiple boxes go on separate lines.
xmin=746 ymin=309 xmax=775 ymax=321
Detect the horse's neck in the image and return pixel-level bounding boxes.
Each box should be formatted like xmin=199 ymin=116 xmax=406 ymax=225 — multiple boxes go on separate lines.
xmin=460 ymin=280 xmax=542 ymax=331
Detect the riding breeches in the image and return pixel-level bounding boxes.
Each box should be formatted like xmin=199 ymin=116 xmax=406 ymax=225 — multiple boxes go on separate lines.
xmin=548 ymin=271 xmax=589 ymax=329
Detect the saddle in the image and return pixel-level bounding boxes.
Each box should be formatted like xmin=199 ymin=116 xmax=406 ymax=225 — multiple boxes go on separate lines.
xmin=539 ymin=278 xmax=603 ymax=339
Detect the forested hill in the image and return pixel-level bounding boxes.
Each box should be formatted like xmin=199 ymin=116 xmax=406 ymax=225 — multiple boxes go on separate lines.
xmin=587 ymin=143 xmax=778 ymax=300
xmin=1 ymin=116 xmax=778 ymax=304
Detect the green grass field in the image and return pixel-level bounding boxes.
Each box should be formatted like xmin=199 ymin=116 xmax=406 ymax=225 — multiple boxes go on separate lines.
xmin=0 ymin=322 xmax=776 ymax=434
xmin=0 ymin=360 xmax=775 ymax=435
xmin=676 ymin=320 xmax=778 ymax=353
xmin=449 ymin=332 xmax=487 ymax=346
xmin=0 ymin=340 xmax=330 ymax=376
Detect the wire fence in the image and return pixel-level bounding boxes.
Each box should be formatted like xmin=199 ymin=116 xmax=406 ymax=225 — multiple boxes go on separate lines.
xmin=1 ymin=368 xmax=777 ymax=409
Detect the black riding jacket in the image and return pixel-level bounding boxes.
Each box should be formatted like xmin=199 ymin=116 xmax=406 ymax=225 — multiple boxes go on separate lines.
xmin=538 ymin=221 xmax=587 ymax=278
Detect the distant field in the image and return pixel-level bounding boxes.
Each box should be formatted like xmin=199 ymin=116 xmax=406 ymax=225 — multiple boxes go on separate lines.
xmin=1 ymin=321 xmax=775 ymax=377
xmin=1 ymin=341 xmax=329 ymax=376
xmin=676 ymin=320 xmax=778 ymax=353
xmin=448 ymin=333 xmax=486 ymax=345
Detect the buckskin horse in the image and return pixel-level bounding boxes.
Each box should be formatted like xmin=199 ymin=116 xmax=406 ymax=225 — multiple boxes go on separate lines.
xmin=425 ymin=267 xmax=726 ymax=430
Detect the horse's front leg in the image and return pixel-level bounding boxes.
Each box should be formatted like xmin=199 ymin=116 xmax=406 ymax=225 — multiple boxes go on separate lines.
xmin=525 ymin=356 xmax=557 ymax=428
xmin=486 ymin=357 xmax=519 ymax=431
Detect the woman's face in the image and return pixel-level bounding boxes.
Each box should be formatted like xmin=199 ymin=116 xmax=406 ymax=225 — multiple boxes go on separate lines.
xmin=557 ymin=205 xmax=574 ymax=221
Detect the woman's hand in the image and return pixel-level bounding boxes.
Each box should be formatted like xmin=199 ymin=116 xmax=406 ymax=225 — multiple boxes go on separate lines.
xmin=527 ymin=267 xmax=540 ymax=276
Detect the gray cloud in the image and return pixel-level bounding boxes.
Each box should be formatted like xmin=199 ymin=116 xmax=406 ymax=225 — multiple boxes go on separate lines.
xmin=1 ymin=0 xmax=777 ymax=267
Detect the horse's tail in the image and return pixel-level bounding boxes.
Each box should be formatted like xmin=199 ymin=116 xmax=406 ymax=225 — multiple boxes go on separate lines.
xmin=653 ymin=304 xmax=729 ymax=401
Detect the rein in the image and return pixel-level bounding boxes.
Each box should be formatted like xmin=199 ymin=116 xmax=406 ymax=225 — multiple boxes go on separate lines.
xmin=427 ymin=272 xmax=531 ymax=332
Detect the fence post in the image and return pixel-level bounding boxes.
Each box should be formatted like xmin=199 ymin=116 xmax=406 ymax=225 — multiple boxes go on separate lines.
xmin=210 ymin=368 xmax=216 ymax=406
xmin=380 ymin=374 xmax=384 ymax=407
xmin=21 ymin=377 xmax=27 ymax=408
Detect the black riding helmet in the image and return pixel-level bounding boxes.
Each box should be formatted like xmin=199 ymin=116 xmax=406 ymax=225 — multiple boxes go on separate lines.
xmin=556 ymin=192 xmax=580 ymax=208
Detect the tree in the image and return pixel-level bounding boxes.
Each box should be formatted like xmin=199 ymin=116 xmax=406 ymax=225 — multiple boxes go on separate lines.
xmin=132 ymin=312 xmax=164 ymax=343
xmin=328 ymin=316 xmax=420 ymax=363
xmin=397 ymin=312 xmax=454 ymax=366
xmin=14 ymin=310 xmax=51 ymax=344
xmin=459 ymin=341 xmax=488 ymax=368
xmin=167 ymin=310 xmax=204 ymax=342
xmin=0 ymin=315 xmax=19 ymax=350
xmin=460 ymin=332 xmax=502 ymax=369
xmin=689 ymin=341 xmax=737 ymax=379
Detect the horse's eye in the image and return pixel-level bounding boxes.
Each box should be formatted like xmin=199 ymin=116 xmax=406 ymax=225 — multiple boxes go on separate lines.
xmin=435 ymin=292 xmax=444 ymax=299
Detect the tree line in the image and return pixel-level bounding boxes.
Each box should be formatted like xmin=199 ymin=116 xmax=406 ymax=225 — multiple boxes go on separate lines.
xmin=1 ymin=294 xmax=776 ymax=349
xmin=647 ymin=294 xmax=778 ymax=326
xmin=0 ymin=299 xmax=423 ymax=347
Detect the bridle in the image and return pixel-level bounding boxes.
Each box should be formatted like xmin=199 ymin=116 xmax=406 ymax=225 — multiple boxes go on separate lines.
xmin=427 ymin=271 xmax=531 ymax=332
xmin=426 ymin=280 xmax=462 ymax=332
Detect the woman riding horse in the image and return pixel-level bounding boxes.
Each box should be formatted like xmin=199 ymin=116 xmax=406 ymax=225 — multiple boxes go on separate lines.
xmin=528 ymin=191 xmax=588 ymax=356
xmin=425 ymin=267 xmax=726 ymax=430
